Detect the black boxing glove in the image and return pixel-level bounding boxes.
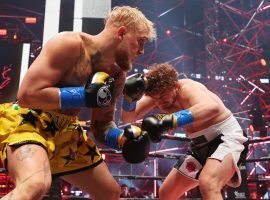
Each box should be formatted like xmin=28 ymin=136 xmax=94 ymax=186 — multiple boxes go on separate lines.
xmin=122 ymin=73 xmax=147 ymax=112
xmin=85 ymin=72 xmax=114 ymax=107
xmin=59 ymin=72 xmax=114 ymax=109
xmin=105 ymin=125 xmax=150 ymax=164
xmin=142 ymin=111 xmax=194 ymax=143
xmin=124 ymin=73 xmax=147 ymax=102
xmin=141 ymin=115 xmax=166 ymax=143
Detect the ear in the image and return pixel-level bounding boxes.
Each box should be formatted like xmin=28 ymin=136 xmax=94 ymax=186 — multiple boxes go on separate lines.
xmin=176 ymin=81 xmax=181 ymax=89
xmin=118 ymin=26 xmax=127 ymax=39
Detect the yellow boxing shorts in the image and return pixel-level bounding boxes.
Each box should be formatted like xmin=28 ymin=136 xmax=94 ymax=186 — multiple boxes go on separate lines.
xmin=0 ymin=103 xmax=102 ymax=175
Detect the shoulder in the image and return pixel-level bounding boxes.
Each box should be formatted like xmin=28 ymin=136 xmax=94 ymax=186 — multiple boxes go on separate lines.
xmin=179 ymin=79 xmax=206 ymax=88
xmin=48 ymin=32 xmax=80 ymax=43
xmin=43 ymin=32 xmax=89 ymax=53
xmin=178 ymin=79 xmax=206 ymax=96
xmin=41 ymin=32 xmax=88 ymax=63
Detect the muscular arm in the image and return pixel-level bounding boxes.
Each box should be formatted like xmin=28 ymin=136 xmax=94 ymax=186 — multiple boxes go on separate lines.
xmin=91 ymin=72 xmax=126 ymax=143
xmin=181 ymin=80 xmax=221 ymax=124
xmin=17 ymin=33 xmax=81 ymax=110
xmin=121 ymin=95 xmax=156 ymax=123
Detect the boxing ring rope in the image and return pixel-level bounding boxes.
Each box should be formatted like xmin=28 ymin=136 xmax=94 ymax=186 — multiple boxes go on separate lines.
xmin=100 ymin=149 xmax=184 ymax=160
xmin=246 ymin=157 xmax=270 ymax=162
xmin=113 ymin=174 xmax=165 ymax=181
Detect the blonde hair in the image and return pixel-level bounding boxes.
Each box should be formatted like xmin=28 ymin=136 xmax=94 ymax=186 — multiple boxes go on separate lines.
xmin=105 ymin=6 xmax=156 ymax=41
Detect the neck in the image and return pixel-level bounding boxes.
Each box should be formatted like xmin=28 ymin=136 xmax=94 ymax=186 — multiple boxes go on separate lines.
xmin=94 ymin=29 xmax=118 ymax=59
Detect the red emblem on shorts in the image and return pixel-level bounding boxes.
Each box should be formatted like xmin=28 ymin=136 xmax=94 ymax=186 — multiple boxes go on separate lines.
xmin=186 ymin=161 xmax=196 ymax=172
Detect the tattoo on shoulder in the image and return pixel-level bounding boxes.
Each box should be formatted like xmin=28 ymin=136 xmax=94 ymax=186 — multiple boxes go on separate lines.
xmin=75 ymin=44 xmax=85 ymax=66
xmin=16 ymin=145 xmax=37 ymax=161
xmin=91 ymin=51 xmax=102 ymax=68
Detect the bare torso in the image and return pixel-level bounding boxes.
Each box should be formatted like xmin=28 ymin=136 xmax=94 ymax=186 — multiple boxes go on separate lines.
xmin=155 ymin=79 xmax=231 ymax=134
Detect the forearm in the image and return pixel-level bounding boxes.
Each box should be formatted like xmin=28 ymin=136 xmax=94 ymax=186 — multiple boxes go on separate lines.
xmin=17 ymin=87 xmax=60 ymax=110
xmin=91 ymin=120 xmax=117 ymax=144
xmin=121 ymin=96 xmax=156 ymax=123
xmin=121 ymin=110 xmax=137 ymax=123
xmin=92 ymin=118 xmax=150 ymax=164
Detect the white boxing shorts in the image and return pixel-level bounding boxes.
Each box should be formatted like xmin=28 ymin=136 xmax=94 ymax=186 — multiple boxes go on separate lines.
xmin=174 ymin=115 xmax=248 ymax=187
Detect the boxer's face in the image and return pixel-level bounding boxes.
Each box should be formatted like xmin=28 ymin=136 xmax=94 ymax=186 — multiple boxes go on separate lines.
xmin=150 ymin=88 xmax=178 ymax=111
xmin=115 ymin=29 xmax=148 ymax=72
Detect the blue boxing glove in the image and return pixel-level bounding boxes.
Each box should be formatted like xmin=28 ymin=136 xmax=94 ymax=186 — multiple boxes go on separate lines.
xmin=59 ymin=72 xmax=114 ymax=109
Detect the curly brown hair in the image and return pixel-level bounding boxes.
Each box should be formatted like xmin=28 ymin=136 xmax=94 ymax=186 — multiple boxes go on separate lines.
xmin=145 ymin=63 xmax=178 ymax=96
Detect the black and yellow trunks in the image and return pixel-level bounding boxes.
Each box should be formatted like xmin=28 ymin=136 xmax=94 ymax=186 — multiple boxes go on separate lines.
xmin=0 ymin=103 xmax=102 ymax=175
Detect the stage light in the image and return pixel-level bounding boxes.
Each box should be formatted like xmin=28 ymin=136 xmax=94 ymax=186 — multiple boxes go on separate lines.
xmin=165 ymin=29 xmax=171 ymax=35
xmin=13 ymin=33 xmax=17 ymax=40
xmin=260 ymin=58 xmax=267 ymax=66
xmin=102 ymin=153 xmax=106 ymax=160
xmin=0 ymin=29 xmax=7 ymax=36
xmin=223 ymin=38 xmax=227 ymax=42
xmin=143 ymin=69 xmax=149 ymax=73
xmin=63 ymin=185 xmax=69 ymax=194
xmin=260 ymin=78 xmax=269 ymax=84
xmin=195 ymin=74 xmax=201 ymax=79
xmin=25 ymin=17 xmax=37 ymax=24
xmin=261 ymin=44 xmax=270 ymax=67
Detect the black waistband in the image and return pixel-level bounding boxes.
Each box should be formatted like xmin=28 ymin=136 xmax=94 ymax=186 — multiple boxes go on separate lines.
xmin=191 ymin=134 xmax=223 ymax=147
xmin=191 ymin=135 xmax=208 ymax=146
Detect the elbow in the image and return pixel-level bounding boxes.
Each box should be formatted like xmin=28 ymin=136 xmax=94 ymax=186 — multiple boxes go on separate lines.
xmin=209 ymin=102 xmax=220 ymax=115
xmin=17 ymin=89 xmax=35 ymax=108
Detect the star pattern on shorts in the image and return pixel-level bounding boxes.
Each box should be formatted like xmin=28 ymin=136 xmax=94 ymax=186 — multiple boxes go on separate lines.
xmin=20 ymin=111 xmax=38 ymax=128
xmin=84 ymin=144 xmax=99 ymax=162
xmin=42 ymin=120 xmax=59 ymax=136
xmin=74 ymin=124 xmax=84 ymax=146
xmin=61 ymin=148 xmax=76 ymax=165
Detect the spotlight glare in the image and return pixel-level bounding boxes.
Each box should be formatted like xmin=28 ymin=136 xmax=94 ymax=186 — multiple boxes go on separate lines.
xmin=260 ymin=58 xmax=267 ymax=66
xmin=165 ymin=29 xmax=171 ymax=35
xmin=101 ymin=153 xmax=106 ymax=160
xmin=0 ymin=29 xmax=7 ymax=36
